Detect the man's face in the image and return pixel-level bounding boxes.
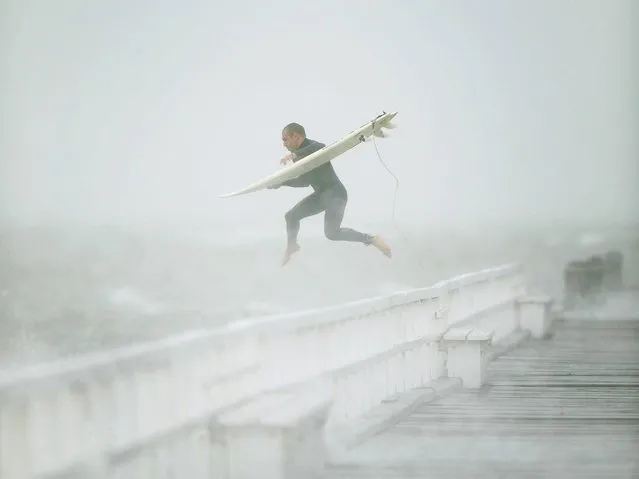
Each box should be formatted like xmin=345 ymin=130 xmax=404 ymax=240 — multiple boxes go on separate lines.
xmin=282 ymin=129 xmax=303 ymax=152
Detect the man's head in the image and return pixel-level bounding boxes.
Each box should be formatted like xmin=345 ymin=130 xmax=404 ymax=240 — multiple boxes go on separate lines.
xmin=282 ymin=122 xmax=306 ymax=152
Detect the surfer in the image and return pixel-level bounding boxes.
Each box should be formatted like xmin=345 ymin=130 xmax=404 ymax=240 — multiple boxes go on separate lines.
xmin=271 ymin=122 xmax=392 ymax=266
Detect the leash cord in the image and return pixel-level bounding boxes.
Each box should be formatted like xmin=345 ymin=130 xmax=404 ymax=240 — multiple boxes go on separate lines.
xmin=369 ymin=115 xmax=427 ymax=269
xmin=370 ymin=123 xmax=404 ymax=240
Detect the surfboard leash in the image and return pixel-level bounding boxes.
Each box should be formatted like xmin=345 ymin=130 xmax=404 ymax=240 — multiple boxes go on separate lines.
xmin=369 ymin=115 xmax=428 ymax=270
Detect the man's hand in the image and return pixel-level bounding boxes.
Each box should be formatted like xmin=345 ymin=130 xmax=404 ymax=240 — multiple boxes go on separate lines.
xmin=280 ymin=153 xmax=296 ymax=165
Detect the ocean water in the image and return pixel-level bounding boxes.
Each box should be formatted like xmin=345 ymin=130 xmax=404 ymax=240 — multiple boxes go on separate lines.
xmin=0 ymin=223 xmax=635 ymax=370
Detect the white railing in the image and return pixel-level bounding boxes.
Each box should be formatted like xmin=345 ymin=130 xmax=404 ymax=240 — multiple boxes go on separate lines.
xmin=0 ymin=262 xmax=540 ymax=479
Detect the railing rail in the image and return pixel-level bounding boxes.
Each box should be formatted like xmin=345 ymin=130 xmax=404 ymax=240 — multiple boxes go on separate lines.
xmin=0 ymin=262 xmax=529 ymax=479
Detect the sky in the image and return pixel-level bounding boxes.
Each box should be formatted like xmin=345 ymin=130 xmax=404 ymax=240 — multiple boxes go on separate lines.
xmin=2 ymin=0 xmax=637 ymax=237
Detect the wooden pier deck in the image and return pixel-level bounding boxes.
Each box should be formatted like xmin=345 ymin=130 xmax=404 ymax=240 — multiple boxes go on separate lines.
xmin=326 ymin=300 xmax=639 ymax=478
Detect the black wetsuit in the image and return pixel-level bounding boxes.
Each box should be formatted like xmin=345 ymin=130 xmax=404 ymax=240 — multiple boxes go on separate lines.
xmin=282 ymin=138 xmax=373 ymax=247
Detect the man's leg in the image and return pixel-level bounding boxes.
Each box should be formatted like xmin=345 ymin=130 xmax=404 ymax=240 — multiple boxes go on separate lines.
xmin=322 ymin=189 xmax=392 ymax=257
xmin=322 ymin=191 xmax=373 ymax=244
xmin=283 ymin=192 xmax=324 ymax=265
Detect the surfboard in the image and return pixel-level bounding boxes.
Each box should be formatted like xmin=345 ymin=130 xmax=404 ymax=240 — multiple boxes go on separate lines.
xmin=219 ymin=111 xmax=398 ymax=198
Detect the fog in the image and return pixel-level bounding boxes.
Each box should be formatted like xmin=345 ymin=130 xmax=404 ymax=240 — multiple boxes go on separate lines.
xmin=3 ymin=0 xmax=637 ymax=229
xmin=1 ymin=0 xmax=638 ymax=365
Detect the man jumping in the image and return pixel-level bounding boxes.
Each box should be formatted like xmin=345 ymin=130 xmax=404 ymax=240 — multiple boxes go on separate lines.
xmin=272 ymin=122 xmax=392 ymax=266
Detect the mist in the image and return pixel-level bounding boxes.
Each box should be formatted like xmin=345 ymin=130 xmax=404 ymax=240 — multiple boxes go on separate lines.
xmin=3 ymin=0 xmax=637 ymax=230
xmin=1 ymin=1 xmax=638 ymax=366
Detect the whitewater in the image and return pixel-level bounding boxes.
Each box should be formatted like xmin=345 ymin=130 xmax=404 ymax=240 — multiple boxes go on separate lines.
xmin=0 ymin=222 xmax=632 ymax=370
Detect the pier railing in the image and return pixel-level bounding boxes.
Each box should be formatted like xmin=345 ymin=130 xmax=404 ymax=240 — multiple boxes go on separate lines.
xmin=0 ymin=262 xmax=554 ymax=479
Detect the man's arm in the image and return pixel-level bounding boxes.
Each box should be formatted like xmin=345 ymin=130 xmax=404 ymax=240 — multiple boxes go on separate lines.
xmin=292 ymin=140 xmax=326 ymax=161
xmin=282 ymin=175 xmax=310 ymax=187
xmin=275 ymin=140 xmax=325 ymax=188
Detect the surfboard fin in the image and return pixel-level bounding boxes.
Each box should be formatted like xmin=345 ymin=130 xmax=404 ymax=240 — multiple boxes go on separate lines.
xmin=383 ymin=121 xmax=398 ymax=130
xmin=374 ymin=130 xmax=390 ymax=138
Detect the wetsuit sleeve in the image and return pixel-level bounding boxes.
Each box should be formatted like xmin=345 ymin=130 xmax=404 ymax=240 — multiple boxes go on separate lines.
xmin=292 ymin=141 xmax=326 ymax=161
xmin=280 ymin=140 xmax=326 ymax=187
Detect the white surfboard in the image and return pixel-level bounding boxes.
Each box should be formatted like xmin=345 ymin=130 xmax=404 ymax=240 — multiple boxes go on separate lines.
xmin=219 ymin=111 xmax=398 ymax=198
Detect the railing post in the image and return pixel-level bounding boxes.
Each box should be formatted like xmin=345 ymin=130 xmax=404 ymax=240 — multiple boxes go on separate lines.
xmin=443 ymin=328 xmax=494 ymax=388
xmin=221 ymin=384 xmax=333 ymax=479
xmin=516 ymin=296 xmax=554 ymax=339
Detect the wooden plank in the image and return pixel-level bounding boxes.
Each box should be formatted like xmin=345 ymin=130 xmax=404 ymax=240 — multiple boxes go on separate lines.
xmin=325 ymin=306 xmax=639 ymax=479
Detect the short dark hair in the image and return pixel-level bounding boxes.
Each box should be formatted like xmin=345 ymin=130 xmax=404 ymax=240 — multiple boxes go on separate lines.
xmin=283 ymin=122 xmax=305 ymax=137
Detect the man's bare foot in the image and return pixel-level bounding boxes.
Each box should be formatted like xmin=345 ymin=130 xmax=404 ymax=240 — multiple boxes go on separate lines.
xmin=281 ymin=243 xmax=301 ymax=266
xmin=370 ymin=235 xmax=392 ymax=258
